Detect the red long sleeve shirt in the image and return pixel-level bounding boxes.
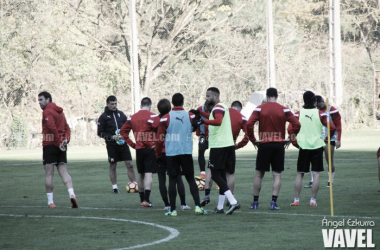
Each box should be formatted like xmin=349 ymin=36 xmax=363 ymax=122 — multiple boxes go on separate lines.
xmin=320 ymin=105 xmax=342 ymax=141
xmin=41 ymin=102 xmax=71 ymax=147
xmin=120 ymin=110 xmax=158 ymax=150
xmin=229 ymin=108 xmax=249 ymax=148
xmin=247 ymin=102 xmax=301 ymax=143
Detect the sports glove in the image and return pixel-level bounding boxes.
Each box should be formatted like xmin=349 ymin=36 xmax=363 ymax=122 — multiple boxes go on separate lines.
xmin=115 ymin=129 xmax=126 ymax=145
xmin=189 ymin=109 xmax=200 ymax=115
xmin=192 ymin=119 xmax=204 ymax=128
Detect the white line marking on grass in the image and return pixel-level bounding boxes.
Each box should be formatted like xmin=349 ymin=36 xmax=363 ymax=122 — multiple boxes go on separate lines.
xmin=1 ymin=205 xmax=379 ymax=221
xmin=0 ymin=213 xmax=179 ymax=250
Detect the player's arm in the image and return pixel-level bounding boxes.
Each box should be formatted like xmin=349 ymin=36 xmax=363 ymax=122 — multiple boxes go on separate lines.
xmin=199 ymin=110 xmax=210 ymax=119
xmin=155 ymin=115 xmax=169 ymax=158
xmin=63 ymin=114 xmax=71 ymax=144
xmin=203 ymin=107 xmax=224 ymax=126
xmin=320 ymin=112 xmax=336 ymax=137
xmin=330 ymin=107 xmax=342 ymax=148
xmin=43 ymin=110 xmax=60 ymax=147
xmin=120 ymin=118 xmax=136 ymax=149
xmin=287 ymin=111 xmax=300 ymax=148
xmin=97 ymin=115 xmax=113 ymax=141
xmin=236 ymin=117 xmax=249 ymax=149
xmin=246 ymin=108 xmax=260 ymax=142
xmin=285 ymin=109 xmax=301 ymax=140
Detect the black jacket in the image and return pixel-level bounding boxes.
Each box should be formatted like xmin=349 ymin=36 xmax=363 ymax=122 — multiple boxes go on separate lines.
xmin=97 ymin=107 xmax=128 ymax=145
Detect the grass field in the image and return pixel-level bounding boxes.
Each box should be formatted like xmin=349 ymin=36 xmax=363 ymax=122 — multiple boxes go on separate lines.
xmin=1 ymin=130 xmax=380 ymax=249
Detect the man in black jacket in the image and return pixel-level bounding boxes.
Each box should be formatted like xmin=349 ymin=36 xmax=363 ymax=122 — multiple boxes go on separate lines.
xmin=98 ymin=96 xmax=136 ymax=193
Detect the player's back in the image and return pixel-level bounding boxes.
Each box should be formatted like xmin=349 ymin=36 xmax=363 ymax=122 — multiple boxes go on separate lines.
xmin=257 ymin=102 xmax=289 ymax=142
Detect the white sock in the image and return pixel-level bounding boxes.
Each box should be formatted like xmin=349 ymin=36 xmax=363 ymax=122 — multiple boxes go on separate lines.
xmin=68 ymin=188 xmax=75 ymax=197
xmin=47 ymin=193 xmax=54 ymax=205
xmin=112 ymin=184 xmax=118 ymax=189
xmin=201 ymin=171 xmax=206 ymax=175
xmin=310 ymin=198 xmax=316 ymax=203
xmin=294 ymin=198 xmax=299 ymax=202
xmin=328 ymin=172 xmax=335 ymax=183
xmin=224 ymin=190 xmax=237 ymax=205
xmin=217 ymin=195 xmax=225 ymax=210
xmin=310 ymin=173 xmax=314 ymax=183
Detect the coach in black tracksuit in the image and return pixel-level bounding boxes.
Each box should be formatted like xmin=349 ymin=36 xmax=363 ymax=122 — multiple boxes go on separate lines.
xmin=97 ymin=95 xmax=136 ymax=194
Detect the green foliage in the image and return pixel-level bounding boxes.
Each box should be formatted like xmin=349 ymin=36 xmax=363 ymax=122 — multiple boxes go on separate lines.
xmin=7 ymin=116 xmax=29 ymax=149
xmin=0 ymin=0 xmax=379 ymax=149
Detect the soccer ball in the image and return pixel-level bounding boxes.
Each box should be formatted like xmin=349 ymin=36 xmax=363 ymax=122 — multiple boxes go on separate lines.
xmin=126 ymin=182 xmax=138 ymax=193
xmin=195 ymin=179 xmax=205 ymax=191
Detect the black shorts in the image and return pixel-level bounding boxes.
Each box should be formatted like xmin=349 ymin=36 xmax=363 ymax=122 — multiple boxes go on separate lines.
xmin=166 ymin=154 xmax=194 ymax=176
xmin=106 ymin=144 xmax=132 ymax=163
xmin=326 ymin=141 xmax=336 ymax=147
xmin=208 ymin=146 xmax=236 ymax=174
xmin=297 ymin=147 xmax=324 ymax=173
xmin=136 ymin=148 xmax=157 ymax=174
xmin=43 ymin=145 xmax=67 ymax=165
xmin=256 ymin=142 xmax=285 ymax=172
xmin=198 ymin=134 xmax=209 ymax=151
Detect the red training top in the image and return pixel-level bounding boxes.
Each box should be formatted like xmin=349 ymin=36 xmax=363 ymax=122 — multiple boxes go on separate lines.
xmin=41 ymin=102 xmax=71 ymax=147
xmin=229 ymin=108 xmax=249 ymax=149
xmin=247 ymin=102 xmax=301 ymax=143
xmin=120 ymin=110 xmax=158 ymax=150
xmin=320 ymin=105 xmax=342 ymax=141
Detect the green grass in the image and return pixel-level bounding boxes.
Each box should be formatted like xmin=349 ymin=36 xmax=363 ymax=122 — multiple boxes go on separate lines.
xmin=1 ymin=129 xmax=380 ymax=249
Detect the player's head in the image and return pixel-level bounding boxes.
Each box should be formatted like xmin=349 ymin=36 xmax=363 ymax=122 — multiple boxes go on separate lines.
xmin=106 ymin=95 xmax=118 ymax=111
xmin=266 ymin=87 xmax=278 ymax=99
xmin=172 ymin=93 xmax=184 ymax=107
xmin=206 ymin=87 xmax=220 ymax=106
xmin=157 ymin=98 xmax=171 ymax=116
xmin=204 ymin=101 xmax=214 ymax=113
xmin=315 ymin=95 xmax=325 ymax=109
xmin=38 ymin=91 xmax=52 ymax=109
xmin=303 ymin=91 xmax=316 ymax=109
xmin=141 ymin=97 xmax=152 ymax=110
xmin=231 ymin=100 xmax=243 ymax=112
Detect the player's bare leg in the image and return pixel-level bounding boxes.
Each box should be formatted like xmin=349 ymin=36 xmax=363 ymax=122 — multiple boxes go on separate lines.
xmin=57 ymin=163 xmax=78 ymax=208
xmin=291 ymin=173 xmax=304 ymax=206
xmin=253 ymin=170 xmax=265 ymax=196
xmin=44 ymin=164 xmax=55 ymax=193
xmin=141 ymin=173 xmax=153 ymax=207
xmin=271 ymin=172 xmax=281 ymax=210
xmin=250 ymin=170 xmax=265 ymax=209
xmin=325 ymin=145 xmax=335 ymax=186
xmin=272 ymin=172 xmax=281 ymax=196
xmin=124 ymin=160 xmax=136 ymax=183
xmin=44 ymin=163 xmax=55 ymax=208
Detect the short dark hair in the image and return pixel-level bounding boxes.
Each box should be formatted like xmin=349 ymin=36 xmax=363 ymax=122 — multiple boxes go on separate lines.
xmin=266 ymin=87 xmax=278 ymax=97
xmin=106 ymin=95 xmax=117 ymax=104
xmin=231 ymin=101 xmax=242 ymax=109
xmin=172 ymin=93 xmax=184 ymax=106
xmin=38 ymin=91 xmax=52 ymax=102
xmin=207 ymin=87 xmax=220 ymax=95
xmin=157 ymin=98 xmax=171 ymax=115
xmin=315 ymin=95 xmax=323 ymax=103
xmin=141 ymin=97 xmax=152 ymax=107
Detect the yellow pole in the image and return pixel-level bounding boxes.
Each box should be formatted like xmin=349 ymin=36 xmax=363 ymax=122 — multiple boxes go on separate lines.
xmin=326 ymin=98 xmax=334 ymax=216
